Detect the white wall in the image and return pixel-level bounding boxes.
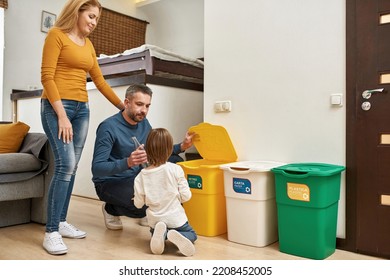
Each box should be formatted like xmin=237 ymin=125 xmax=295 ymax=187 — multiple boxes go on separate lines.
xmin=204 ymin=0 xmax=346 ymax=237
xmin=3 ymin=0 xmax=58 ymax=121
xmin=137 ymin=0 xmax=204 ymax=58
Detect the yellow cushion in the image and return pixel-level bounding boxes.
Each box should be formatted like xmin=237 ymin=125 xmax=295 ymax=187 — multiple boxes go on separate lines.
xmin=0 ymin=122 xmax=30 ymax=153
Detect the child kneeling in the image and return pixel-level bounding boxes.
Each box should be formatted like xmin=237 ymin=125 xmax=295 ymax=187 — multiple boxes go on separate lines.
xmin=134 ymin=128 xmax=197 ymax=257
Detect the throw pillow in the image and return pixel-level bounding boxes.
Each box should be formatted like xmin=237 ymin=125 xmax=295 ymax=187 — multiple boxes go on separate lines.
xmin=0 ymin=121 xmax=30 ymax=153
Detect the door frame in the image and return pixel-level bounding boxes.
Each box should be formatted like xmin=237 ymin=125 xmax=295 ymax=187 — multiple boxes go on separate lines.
xmin=338 ymin=0 xmax=358 ymax=252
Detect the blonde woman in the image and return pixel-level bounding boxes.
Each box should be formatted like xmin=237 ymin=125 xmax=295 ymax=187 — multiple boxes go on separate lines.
xmin=134 ymin=128 xmax=197 ymax=257
xmin=40 ymin=0 xmax=124 ymax=255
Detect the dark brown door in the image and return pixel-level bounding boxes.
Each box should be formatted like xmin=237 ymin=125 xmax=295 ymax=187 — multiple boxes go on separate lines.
xmin=346 ymin=0 xmax=390 ymax=258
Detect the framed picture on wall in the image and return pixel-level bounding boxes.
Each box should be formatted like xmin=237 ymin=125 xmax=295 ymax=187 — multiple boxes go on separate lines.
xmin=41 ymin=11 xmax=56 ymax=33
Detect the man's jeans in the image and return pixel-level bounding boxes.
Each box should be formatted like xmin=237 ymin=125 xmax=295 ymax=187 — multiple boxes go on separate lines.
xmin=95 ymin=176 xmax=147 ymax=218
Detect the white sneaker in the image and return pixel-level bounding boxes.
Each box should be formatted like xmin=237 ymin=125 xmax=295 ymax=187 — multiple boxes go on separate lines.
xmin=167 ymin=230 xmax=195 ymax=257
xmin=138 ymin=216 xmax=149 ymax=227
xmin=59 ymin=221 xmax=87 ymax=239
xmin=102 ymin=203 xmax=123 ymax=230
xmin=43 ymin=232 xmax=68 ymax=255
xmin=150 ymin=222 xmax=167 ymax=255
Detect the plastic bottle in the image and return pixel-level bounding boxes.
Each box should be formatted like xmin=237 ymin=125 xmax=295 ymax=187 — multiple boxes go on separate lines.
xmin=131 ymin=136 xmax=149 ymax=168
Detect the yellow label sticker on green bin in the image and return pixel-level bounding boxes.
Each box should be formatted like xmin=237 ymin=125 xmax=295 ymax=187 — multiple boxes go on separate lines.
xmin=287 ymin=183 xmax=310 ymax=202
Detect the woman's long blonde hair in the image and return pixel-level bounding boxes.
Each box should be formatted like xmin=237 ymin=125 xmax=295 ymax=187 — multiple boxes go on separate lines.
xmin=54 ymin=0 xmax=102 ymax=33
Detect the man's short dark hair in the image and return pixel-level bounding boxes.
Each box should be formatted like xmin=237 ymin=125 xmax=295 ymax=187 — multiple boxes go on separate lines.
xmin=125 ymin=84 xmax=153 ymax=99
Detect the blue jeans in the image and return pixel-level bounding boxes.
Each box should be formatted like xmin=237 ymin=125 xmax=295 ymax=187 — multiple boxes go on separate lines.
xmin=95 ymin=176 xmax=147 ymax=218
xmin=150 ymin=221 xmax=197 ymax=243
xmin=41 ymin=99 xmax=90 ymax=232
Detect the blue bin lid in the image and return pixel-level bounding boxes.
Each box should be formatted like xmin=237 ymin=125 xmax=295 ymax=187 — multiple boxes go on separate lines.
xmin=271 ymin=162 xmax=345 ymax=177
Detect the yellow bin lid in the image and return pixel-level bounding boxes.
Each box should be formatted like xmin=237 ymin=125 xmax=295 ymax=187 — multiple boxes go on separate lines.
xmin=189 ymin=122 xmax=237 ymax=162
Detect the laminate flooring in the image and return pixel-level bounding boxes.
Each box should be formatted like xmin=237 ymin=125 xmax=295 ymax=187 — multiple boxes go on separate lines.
xmin=0 ymin=196 xmax=383 ymax=261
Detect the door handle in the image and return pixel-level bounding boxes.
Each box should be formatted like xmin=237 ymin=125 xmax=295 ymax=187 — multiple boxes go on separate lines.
xmin=362 ymin=88 xmax=385 ymax=99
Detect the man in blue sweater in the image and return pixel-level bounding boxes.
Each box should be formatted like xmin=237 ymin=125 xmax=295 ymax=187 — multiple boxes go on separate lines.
xmin=91 ymin=83 xmax=194 ymax=230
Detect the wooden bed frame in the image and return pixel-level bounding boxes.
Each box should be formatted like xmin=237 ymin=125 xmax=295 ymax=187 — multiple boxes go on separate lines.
xmin=89 ymin=49 xmax=204 ymax=91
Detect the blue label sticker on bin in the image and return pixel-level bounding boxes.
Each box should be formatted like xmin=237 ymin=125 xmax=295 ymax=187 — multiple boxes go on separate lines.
xmin=187 ymin=175 xmax=202 ymax=190
xmin=233 ymin=178 xmax=251 ymax=194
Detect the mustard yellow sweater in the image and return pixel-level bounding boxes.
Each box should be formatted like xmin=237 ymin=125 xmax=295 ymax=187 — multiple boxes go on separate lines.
xmin=41 ymin=27 xmax=121 ymax=106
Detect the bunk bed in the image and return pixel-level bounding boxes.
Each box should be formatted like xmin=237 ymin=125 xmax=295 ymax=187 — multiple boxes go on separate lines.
xmin=90 ymin=44 xmax=204 ymax=91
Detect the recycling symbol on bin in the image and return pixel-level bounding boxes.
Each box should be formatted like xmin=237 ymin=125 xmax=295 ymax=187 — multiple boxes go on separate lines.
xmin=232 ymin=178 xmax=251 ymax=194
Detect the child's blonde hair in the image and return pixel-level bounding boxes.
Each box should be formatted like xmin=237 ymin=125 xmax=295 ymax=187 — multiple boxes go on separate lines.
xmin=145 ymin=128 xmax=173 ymax=166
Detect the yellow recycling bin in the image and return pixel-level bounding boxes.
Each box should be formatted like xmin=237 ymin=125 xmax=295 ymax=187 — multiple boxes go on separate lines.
xmin=177 ymin=122 xmax=237 ymax=236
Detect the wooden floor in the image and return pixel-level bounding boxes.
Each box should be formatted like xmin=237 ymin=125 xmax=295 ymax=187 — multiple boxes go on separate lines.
xmin=0 ymin=196 xmax=383 ymax=260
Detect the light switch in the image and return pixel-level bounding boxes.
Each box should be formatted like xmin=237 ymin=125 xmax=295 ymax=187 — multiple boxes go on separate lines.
xmin=330 ymin=94 xmax=343 ymax=106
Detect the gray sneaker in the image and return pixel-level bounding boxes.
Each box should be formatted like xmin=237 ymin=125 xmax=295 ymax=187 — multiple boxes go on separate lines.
xmin=102 ymin=203 xmax=123 ymax=230
xmin=59 ymin=221 xmax=87 ymax=239
xmin=167 ymin=230 xmax=195 ymax=257
xmin=138 ymin=216 xmax=149 ymax=227
xmin=43 ymin=231 xmax=68 ymax=255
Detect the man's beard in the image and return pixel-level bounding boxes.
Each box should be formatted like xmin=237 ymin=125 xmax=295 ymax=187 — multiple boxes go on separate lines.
xmin=129 ymin=112 xmax=145 ymax=123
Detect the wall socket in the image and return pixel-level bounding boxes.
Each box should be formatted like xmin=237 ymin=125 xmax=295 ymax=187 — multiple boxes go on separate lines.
xmin=27 ymin=85 xmax=38 ymax=91
xmin=214 ymin=100 xmax=232 ymax=113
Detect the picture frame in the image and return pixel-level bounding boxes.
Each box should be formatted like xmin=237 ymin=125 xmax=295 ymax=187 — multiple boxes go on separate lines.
xmin=41 ymin=11 xmax=56 ymax=33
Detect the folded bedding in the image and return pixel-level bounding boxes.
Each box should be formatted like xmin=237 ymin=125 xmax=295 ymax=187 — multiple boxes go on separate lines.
xmin=98 ymin=44 xmax=204 ymax=68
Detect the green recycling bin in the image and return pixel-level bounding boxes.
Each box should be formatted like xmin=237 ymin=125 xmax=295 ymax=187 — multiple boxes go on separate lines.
xmin=271 ymin=163 xmax=345 ymax=260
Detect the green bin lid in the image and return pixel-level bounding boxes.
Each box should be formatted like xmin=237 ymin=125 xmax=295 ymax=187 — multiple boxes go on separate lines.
xmin=189 ymin=122 xmax=237 ymax=162
xmin=271 ymin=162 xmax=345 ymax=177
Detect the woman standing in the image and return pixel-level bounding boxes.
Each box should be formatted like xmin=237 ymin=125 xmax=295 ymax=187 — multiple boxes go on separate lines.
xmin=40 ymin=0 xmax=124 ymax=255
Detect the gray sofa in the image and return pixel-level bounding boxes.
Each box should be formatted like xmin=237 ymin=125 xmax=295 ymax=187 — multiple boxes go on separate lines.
xmin=0 ymin=132 xmax=53 ymax=227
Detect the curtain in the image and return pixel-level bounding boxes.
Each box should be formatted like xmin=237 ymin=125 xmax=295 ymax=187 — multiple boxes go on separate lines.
xmin=0 ymin=0 xmax=7 ymax=9
xmin=89 ymin=8 xmax=148 ymax=56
